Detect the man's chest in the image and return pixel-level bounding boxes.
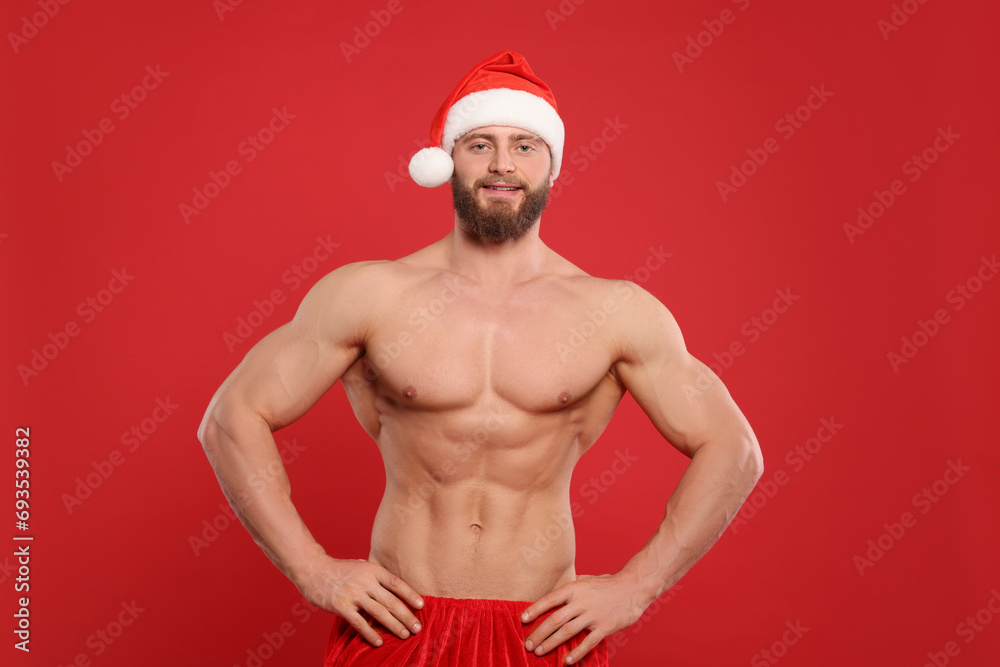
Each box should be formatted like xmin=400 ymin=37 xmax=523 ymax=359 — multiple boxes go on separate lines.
xmin=363 ymin=286 xmax=620 ymax=412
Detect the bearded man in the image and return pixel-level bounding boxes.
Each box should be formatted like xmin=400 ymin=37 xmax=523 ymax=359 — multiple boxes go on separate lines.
xmin=198 ymin=51 xmax=763 ymax=666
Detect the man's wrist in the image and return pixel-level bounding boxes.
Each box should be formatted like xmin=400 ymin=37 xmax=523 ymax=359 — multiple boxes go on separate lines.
xmin=618 ymin=558 xmax=669 ymax=606
xmin=283 ymin=542 xmax=329 ymax=588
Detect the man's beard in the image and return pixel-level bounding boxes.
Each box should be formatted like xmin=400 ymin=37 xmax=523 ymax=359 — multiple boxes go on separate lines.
xmin=451 ymin=174 xmax=550 ymax=244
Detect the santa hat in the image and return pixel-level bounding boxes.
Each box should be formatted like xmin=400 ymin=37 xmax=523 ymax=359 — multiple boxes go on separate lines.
xmin=408 ymin=51 xmax=564 ymax=188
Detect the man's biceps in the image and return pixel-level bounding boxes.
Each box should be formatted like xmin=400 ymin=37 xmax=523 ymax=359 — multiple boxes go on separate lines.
xmin=667 ymin=351 xmax=717 ymax=384
xmin=645 ymin=358 xmax=727 ymax=418
xmin=253 ymin=320 xmax=340 ymax=368
xmin=232 ymin=327 xmax=323 ymax=394
xmin=624 ymin=349 xmax=700 ymax=385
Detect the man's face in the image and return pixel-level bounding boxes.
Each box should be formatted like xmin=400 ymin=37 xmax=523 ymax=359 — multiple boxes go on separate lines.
xmin=450 ymin=126 xmax=553 ymax=244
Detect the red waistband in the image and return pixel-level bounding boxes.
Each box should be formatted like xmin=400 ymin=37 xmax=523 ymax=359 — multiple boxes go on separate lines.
xmin=418 ymin=595 xmax=532 ymax=612
xmin=324 ymin=593 xmax=611 ymax=666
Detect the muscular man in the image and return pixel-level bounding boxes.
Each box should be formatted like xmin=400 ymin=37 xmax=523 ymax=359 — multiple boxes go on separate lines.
xmin=198 ymin=52 xmax=763 ymax=666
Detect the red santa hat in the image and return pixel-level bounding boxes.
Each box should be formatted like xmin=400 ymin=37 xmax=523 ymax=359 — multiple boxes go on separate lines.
xmin=408 ymin=51 xmax=565 ymax=188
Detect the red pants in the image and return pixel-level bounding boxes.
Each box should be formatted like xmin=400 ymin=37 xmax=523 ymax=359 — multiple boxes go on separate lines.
xmin=324 ymin=596 xmax=610 ymax=666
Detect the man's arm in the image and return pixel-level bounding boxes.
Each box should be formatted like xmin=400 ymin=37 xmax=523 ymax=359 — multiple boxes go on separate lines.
xmin=611 ymin=284 xmax=764 ymax=599
xmin=197 ymin=262 xmax=424 ymax=647
xmin=522 ymin=282 xmax=763 ymax=663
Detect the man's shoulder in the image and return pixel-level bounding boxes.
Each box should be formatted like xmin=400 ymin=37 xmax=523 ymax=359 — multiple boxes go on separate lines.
xmin=293 ymin=259 xmax=428 ymax=338
xmin=311 ymin=258 xmax=423 ymax=291
xmin=550 ymin=264 xmax=658 ymax=310
xmin=303 ymin=256 xmax=456 ymax=317
xmin=549 ymin=265 xmax=679 ymax=340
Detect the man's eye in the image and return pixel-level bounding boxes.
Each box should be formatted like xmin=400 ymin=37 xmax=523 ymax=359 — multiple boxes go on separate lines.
xmin=517 ymin=145 xmax=534 ymax=153
xmin=472 ymin=143 xmax=488 ymax=150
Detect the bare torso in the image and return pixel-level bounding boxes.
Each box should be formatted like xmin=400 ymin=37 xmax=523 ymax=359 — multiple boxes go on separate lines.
xmin=339 ymin=241 xmax=629 ymax=600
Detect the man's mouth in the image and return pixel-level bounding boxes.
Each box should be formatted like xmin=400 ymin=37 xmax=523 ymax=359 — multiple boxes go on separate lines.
xmin=481 ymin=182 xmax=523 ymax=198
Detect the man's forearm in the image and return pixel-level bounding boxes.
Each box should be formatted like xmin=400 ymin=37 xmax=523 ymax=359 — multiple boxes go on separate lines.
xmin=198 ymin=402 xmax=326 ymax=583
xmin=618 ymin=434 xmax=763 ymax=603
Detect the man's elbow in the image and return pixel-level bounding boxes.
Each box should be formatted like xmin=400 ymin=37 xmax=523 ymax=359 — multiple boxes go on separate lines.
xmin=197 ymin=407 xmax=218 ymax=451
xmin=197 ymin=396 xmax=270 ymax=457
xmin=198 ymin=395 xmax=237 ymax=454
xmin=742 ymin=431 xmax=764 ymax=485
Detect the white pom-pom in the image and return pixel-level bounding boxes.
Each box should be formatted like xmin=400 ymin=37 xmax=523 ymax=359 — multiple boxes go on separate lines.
xmin=408 ymin=147 xmax=454 ymax=188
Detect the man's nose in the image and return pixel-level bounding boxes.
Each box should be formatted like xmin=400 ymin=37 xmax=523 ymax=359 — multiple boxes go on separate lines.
xmin=490 ymin=149 xmax=515 ymax=174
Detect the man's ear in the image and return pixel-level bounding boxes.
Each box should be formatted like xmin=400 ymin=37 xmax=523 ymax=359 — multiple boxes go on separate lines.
xmin=547 ymin=145 xmax=556 ymax=188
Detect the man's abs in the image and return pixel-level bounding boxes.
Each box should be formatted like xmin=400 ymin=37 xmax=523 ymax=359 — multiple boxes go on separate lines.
xmin=359 ymin=398 xmax=594 ymax=599
xmin=369 ymin=479 xmax=578 ymax=600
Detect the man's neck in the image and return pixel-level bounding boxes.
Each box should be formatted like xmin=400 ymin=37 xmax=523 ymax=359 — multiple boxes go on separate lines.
xmin=445 ymin=217 xmax=548 ymax=288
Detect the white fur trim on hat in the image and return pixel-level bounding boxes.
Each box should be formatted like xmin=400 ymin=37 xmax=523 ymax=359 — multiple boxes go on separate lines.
xmin=442 ymin=88 xmax=565 ymax=180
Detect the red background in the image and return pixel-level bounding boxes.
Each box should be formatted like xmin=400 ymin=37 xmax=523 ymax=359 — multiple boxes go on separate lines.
xmin=3 ymin=0 xmax=999 ymax=665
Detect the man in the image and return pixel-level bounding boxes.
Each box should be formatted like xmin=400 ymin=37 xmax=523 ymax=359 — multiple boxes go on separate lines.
xmin=198 ymin=51 xmax=763 ymax=666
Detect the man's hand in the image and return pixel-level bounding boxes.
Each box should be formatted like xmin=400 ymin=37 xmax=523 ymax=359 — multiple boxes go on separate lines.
xmin=521 ymin=573 xmax=650 ymax=664
xmin=293 ymin=554 xmax=425 ymax=647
